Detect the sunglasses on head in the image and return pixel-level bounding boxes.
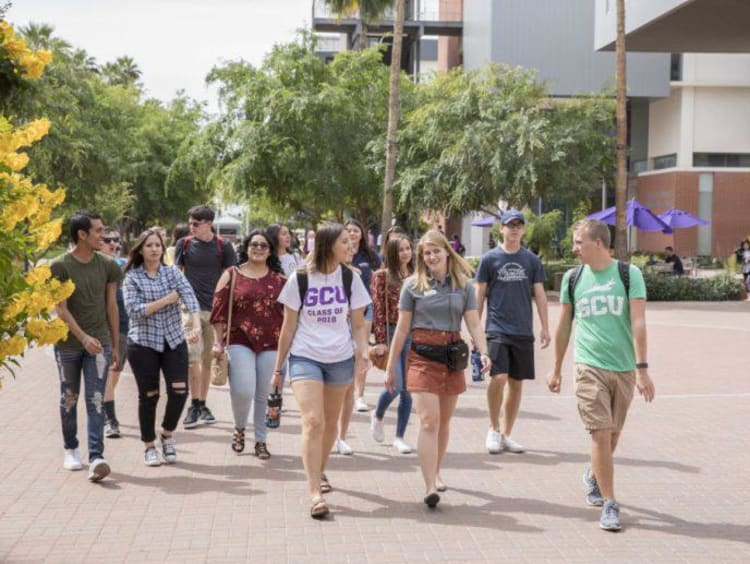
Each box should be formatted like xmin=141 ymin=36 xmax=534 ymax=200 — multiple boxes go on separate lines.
xmin=249 ymin=242 xmax=269 ymax=250
xmin=103 ymin=237 xmax=120 ymax=244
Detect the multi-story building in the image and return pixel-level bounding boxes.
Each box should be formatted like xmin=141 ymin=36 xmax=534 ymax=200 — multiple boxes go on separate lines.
xmin=596 ymin=0 xmax=750 ymax=258
xmin=313 ymin=0 xmax=750 ymax=258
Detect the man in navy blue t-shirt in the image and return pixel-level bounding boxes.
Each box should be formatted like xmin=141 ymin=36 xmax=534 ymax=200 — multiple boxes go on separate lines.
xmin=475 ymin=209 xmax=550 ymax=454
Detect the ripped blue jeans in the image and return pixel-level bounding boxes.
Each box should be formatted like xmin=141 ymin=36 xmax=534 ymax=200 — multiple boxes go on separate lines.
xmin=54 ymin=346 xmax=111 ymax=462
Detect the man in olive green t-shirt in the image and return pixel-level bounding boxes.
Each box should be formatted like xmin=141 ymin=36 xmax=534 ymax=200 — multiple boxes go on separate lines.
xmin=51 ymin=211 xmax=122 ymax=483
xmin=547 ymin=219 xmax=655 ymax=533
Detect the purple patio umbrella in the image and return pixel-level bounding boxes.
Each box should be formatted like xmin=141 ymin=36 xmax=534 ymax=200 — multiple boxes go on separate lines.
xmin=471 ymin=216 xmax=499 ymax=227
xmin=658 ymin=208 xmax=709 ymax=229
xmin=588 ymin=199 xmax=673 ymax=234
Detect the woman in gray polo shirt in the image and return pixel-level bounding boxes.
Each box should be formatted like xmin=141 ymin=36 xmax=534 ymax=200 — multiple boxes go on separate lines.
xmin=385 ymin=230 xmax=490 ymax=508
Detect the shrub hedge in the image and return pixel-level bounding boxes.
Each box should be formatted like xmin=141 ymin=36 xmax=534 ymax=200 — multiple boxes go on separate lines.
xmin=642 ymin=273 xmax=743 ymax=301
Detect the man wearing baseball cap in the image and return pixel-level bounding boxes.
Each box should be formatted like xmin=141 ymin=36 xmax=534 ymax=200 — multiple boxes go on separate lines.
xmin=475 ymin=209 xmax=550 ymax=455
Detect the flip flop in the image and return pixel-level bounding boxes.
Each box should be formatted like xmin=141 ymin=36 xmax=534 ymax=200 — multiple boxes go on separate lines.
xmin=310 ymin=496 xmax=330 ymax=519
xmin=436 ymin=476 xmax=447 ymax=492
xmin=320 ymin=473 xmax=332 ymax=494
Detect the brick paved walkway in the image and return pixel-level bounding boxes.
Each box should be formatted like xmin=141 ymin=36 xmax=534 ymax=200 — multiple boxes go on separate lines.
xmin=1 ymin=302 xmax=748 ymax=563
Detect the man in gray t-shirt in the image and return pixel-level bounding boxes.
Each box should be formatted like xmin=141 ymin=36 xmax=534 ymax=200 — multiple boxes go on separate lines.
xmin=175 ymin=205 xmax=237 ymax=428
xmin=475 ymin=209 xmax=550 ymax=455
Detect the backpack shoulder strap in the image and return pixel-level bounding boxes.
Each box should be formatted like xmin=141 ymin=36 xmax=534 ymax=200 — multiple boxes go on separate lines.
xmin=567 ymin=265 xmax=584 ymax=318
xmin=618 ymin=261 xmax=631 ymax=298
xmin=180 ymin=236 xmax=193 ymax=267
xmin=342 ymin=265 xmax=353 ymax=306
xmin=297 ymin=271 xmax=308 ymax=311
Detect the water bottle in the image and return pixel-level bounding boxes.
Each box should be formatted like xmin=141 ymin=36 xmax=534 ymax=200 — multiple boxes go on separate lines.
xmin=265 ymin=387 xmax=282 ymax=428
xmin=471 ymin=348 xmax=484 ymax=382
xmin=95 ymin=353 xmax=106 ymax=380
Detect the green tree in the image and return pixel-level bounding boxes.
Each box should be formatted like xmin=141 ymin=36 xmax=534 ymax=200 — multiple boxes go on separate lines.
xmin=193 ymin=32 xmax=401 ymax=226
xmin=101 ymin=55 xmax=141 ymax=88
xmin=396 ymin=64 xmax=615 ymax=215
xmin=323 ymin=0 xmax=395 ymax=50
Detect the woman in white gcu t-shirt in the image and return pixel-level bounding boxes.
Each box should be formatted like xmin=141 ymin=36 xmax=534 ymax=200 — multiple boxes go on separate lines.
xmin=271 ymin=223 xmax=371 ymax=519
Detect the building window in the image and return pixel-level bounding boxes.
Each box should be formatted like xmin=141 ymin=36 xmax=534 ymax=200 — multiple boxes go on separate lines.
xmin=670 ymin=54 xmax=682 ymax=81
xmin=653 ymin=154 xmax=677 ymax=170
xmin=694 ymin=153 xmax=750 ymax=167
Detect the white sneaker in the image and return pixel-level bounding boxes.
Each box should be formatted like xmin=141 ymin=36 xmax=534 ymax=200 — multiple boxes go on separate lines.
xmin=393 ymin=438 xmax=412 ymax=454
xmin=63 ymin=448 xmax=83 ymax=471
xmin=335 ymin=439 xmax=354 ymax=455
xmin=370 ymin=413 xmax=385 ymax=443
xmin=144 ymin=447 xmax=162 ymax=467
xmin=354 ymin=397 xmax=369 ymax=412
xmin=87 ymin=458 xmax=111 ymax=482
xmin=486 ymin=429 xmax=503 ymax=454
xmin=502 ymin=435 xmax=525 ymax=453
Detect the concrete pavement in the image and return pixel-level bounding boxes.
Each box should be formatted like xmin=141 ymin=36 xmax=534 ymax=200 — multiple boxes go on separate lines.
xmin=0 ymin=301 xmax=748 ymax=563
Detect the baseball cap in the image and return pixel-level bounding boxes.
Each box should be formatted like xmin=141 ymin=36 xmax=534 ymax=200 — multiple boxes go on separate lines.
xmin=500 ymin=209 xmax=525 ymax=225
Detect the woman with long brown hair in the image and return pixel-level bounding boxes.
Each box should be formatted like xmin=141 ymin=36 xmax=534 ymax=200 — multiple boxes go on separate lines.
xmin=370 ymin=233 xmax=415 ymax=454
xmin=123 ymin=229 xmax=201 ymax=466
xmin=385 ymin=230 xmax=490 ymax=508
xmin=270 ymin=223 xmax=371 ymax=519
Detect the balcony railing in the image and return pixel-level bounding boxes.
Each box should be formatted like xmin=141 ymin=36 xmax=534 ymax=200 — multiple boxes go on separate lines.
xmin=312 ymin=0 xmax=462 ymax=24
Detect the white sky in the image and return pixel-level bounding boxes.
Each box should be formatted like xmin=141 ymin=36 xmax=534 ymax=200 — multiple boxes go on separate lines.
xmin=7 ymin=0 xmax=312 ymax=111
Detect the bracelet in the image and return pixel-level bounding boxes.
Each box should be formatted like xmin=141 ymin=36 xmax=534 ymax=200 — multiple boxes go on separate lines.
xmin=272 ymin=369 xmax=282 ymax=375
xmin=635 ymin=362 xmax=648 ymax=369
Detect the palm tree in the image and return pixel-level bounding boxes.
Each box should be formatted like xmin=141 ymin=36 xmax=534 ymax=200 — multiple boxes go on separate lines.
xmin=102 ymin=56 xmax=142 ymax=88
xmin=20 ymin=23 xmax=72 ymax=54
xmin=381 ymin=0 xmax=404 ymax=235
xmin=322 ymin=0 xmax=403 ymax=234
xmin=614 ymin=0 xmax=628 ymax=259
xmin=323 ymin=0 xmax=394 ymax=50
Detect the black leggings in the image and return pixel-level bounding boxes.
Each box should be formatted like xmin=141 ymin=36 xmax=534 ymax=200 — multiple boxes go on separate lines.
xmin=127 ymin=340 xmax=190 ymax=443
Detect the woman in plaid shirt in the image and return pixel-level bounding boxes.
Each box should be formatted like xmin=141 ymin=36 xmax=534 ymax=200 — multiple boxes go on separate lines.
xmin=123 ymin=229 xmax=201 ymax=467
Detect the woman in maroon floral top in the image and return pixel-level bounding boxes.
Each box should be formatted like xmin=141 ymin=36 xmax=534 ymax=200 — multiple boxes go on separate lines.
xmin=210 ymin=229 xmax=285 ymax=459
xmin=370 ymin=234 xmax=415 ymax=454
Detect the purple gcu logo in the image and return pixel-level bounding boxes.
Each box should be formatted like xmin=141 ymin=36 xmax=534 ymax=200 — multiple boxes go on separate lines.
xmin=304 ymin=286 xmax=347 ymax=307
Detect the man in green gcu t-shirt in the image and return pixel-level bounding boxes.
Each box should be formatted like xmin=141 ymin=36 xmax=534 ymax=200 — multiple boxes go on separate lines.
xmin=51 ymin=210 xmax=122 ymax=483
xmin=548 ymin=219 xmax=655 ymax=533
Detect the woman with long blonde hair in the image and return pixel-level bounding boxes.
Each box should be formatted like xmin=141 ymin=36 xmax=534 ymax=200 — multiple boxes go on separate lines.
xmin=385 ymin=230 xmax=490 ymax=508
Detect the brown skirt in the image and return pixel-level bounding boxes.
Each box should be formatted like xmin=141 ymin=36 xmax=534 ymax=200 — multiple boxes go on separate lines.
xmin=406 ymin=328 xmax=467 ymax=396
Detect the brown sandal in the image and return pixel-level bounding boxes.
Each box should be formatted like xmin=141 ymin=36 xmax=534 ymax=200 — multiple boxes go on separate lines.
xmin=310 ymin=496 xmax=329 ymax=519
xmin=254 ymin=442 xmax=271 ymax=460
xmin=231 ymin=428 xmax=245 ymax=453
xmin=320 ymin=473 xmax=332 ymax=494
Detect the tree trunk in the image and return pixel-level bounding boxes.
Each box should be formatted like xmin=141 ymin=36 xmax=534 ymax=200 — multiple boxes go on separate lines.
xmin=614 ymin=0 xmax=628 ymax=260
xmin=381 ymin=0 xmax=405 ymax=238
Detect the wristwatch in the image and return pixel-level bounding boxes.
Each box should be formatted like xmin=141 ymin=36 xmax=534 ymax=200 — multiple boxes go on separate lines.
xmin=635 ymin=362 xmax=648 ymax=369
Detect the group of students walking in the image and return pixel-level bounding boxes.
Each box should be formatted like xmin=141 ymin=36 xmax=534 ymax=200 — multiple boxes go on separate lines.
xmin=50 ymin=206 xmax=654 ymax=532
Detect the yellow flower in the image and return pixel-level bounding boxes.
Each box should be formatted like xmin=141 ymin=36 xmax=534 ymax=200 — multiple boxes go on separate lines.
xmin=2 ymin=297 xmax=26 ymax=321
xmin=33 ymin=218 xmax=63 ymax=249
xmin=2 ymin=151 xmax=29 ymax=171
xmin=25 ymin=265 xmax=52 ymax=286
xmin=35 ymin=318 xmax=69 ymax=346
xmin=0 ymin=335 xmax=28 ymax=360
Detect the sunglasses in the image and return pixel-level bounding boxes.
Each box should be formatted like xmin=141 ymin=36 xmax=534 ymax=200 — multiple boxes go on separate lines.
xmin=248 ymin=242 xmax=270 ymax=250
xmin=188 ymin=220 xmax=206 ymax=227
xmin=103 ymin=237 xmax=120 ymax=244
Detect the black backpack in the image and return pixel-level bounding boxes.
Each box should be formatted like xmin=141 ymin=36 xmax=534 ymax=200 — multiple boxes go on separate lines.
xmin=567 ymin=261 xmax=630 ymax=319
xmin=296 ymin=267 xmax=353 ymax=310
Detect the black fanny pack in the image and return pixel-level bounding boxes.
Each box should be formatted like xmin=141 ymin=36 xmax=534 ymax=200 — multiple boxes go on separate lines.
xmin=411 ymin=340 xmax=470 ymax=371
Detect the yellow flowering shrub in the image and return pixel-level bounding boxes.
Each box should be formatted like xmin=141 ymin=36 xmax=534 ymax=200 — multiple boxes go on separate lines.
xmin=1 ymin=21 xmax=72 ymax=387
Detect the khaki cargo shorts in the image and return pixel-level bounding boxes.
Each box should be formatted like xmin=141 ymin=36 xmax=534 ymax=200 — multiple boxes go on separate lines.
xmin=574 ymin=363 xmax=635 ymax=432
xmin=182 ymin=310 xmax=213 ymax=365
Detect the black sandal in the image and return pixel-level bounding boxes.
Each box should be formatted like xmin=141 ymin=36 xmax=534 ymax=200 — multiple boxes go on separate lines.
xmin=231 ymin=428 xmax=245 ymax=453
xmin=320 ymin=473 xmax=332 ymax=494
xmin=254 ymin=442 xmax=271 ymax=460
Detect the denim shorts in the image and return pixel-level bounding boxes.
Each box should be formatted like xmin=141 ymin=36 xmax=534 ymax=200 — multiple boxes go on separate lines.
xmin=288 ymin=354 xmax=354 ymax=387
xmin=363 ymin=303 xmax=374 ymax=322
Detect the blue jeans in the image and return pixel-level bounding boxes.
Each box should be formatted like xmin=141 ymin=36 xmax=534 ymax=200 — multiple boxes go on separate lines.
xmin=54 ymin=346 xmax=111 ymax=462
xmin=228 ymin=346 xmax=276 ymax=442
xmin=375 ymin=330 xmax=412 ymax=438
